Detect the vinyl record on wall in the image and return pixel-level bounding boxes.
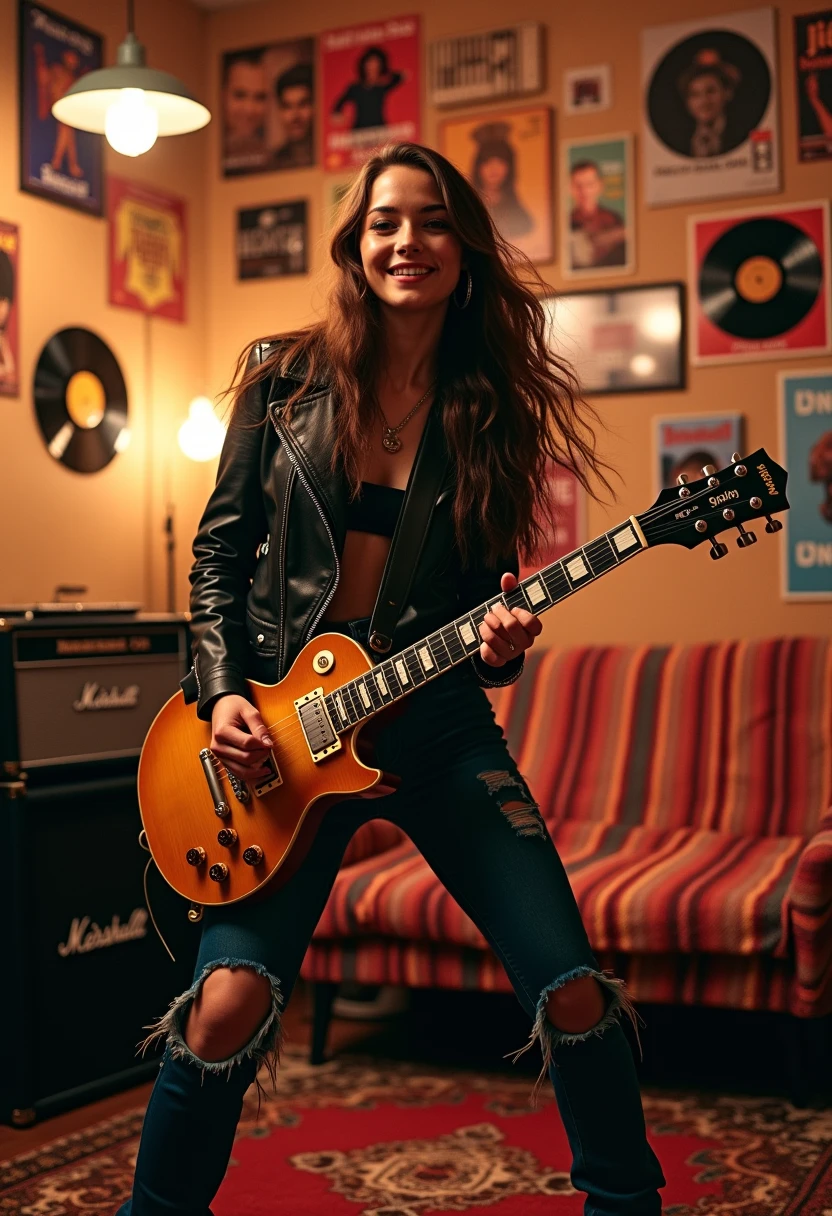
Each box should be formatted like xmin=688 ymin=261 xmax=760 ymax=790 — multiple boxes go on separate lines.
xmin=33 ymin=328 xmax=129 ymax=472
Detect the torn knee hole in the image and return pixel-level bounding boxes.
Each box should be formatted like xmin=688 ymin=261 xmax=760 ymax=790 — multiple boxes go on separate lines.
xmin=544 ymin=975 xmax=608 ymax=1034
xmin=477 ymin=769 xmax=545 ymax=838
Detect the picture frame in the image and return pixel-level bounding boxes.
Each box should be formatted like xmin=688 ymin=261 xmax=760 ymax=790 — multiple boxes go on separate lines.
xmin=220 ymin=38 xmax=315 ymax=178
xmin=778 ymin=368 xmax=832 ymax=601
xmin=109 ymin=178 xmax=187 ymax=322
xmin=428 ymin=22 xmax=544 ymax=108
xmin=236 ymin=201 xmax=308 ymax=280
xmin=561 ymin=132 xmax=635 ymax=278
xmin=439 ymin=104 xmax=553 ymax=264
xmin=563 ymin=64 xmax=612 ymax=115
xmin=19 ymin=0 xmax=104 ymax=217
xmin=544 ymin=281 xmax=686 ymax=395
xmin=0 ymin=220 xmax=20 ymax=398
xmin=653 ymin=412 xmax=744 ymax=496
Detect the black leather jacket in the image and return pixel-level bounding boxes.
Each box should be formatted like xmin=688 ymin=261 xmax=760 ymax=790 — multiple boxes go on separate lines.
xmin=180 ymin=341 xmax=524 ymax=722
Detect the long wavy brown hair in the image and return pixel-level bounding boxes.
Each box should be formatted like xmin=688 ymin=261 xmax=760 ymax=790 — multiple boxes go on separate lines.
xmin=224 ymin=142 xmax=613 ymax=566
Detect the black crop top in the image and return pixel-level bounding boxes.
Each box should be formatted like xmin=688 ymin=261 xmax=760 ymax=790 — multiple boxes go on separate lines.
xmin=345 ymin=481 xmax=405 ymax=538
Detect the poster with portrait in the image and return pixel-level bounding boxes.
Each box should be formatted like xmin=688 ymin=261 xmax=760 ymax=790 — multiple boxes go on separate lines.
xmin=221 ymin=38 xmax=315 ymax=177
xmin=109 ymin=179 xmax=186 ymax=322
xmin=440 ymin=105 xmax=553 ymax=264
xmin=519 ymin=462 xmax=586 ymax=578
xmin=321 ymin=16 xmax=420 ymax=172
xmin=689 ymin=200 xmax=831 ymax=366
xmin=19 ymin=1 xmax=104 ymax=216
xmin=0 ymin=221 xmax=19 ymax=398
xmin=794 ymin=11 xmax=832 ymax=162
xmin=562 ymin=134 xmax=634 ymax=278
xmin=236 ymin=202 xmax=308 ymax=279
xmin=654 ymin=413 xmax=743 ymax=495
xmin=641 ymin=7 xmax=780 ymax=206
xmin=779 ymin=370 xmax=832 ymax=599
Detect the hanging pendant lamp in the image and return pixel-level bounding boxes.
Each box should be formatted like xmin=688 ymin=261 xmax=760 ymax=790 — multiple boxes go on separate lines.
xmin=51 ymin=0 xmax=210 ymax=158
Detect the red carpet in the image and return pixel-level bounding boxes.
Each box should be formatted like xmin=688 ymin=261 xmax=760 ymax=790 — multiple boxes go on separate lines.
xmin=1 ymin=1047 xmax=830 ymax=1214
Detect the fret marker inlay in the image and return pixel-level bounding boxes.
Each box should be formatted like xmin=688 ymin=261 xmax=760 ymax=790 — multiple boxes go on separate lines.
xmin=459 ymin=621 xmax=476 ymax=646
xmin=418 ymin=646 xmax=434 ymax=671
xmin=614 ymin=526 xmax=638 ymax=553
xmin=526 ymin=579 xmax=546 ymax=606
xmin=566 ymin=555 xmax=589 ymax=582
xmin=358 ymin=682 xmax=371 ymax=709
xmin=375 ymin=671 xmax=389 ymax=696
xmin=395 ymin=659 xmax=409 ymax=684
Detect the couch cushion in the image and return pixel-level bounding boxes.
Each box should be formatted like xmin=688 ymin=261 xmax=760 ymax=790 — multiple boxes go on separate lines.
xmin=314 ymin=821 xmax=803 ymax=957
xmin=487 ymin=638 xmax=832 ymax=837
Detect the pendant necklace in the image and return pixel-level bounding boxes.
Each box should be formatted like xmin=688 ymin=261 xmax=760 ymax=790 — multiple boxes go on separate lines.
xmin=379 ymin=381 xmax=436 ymax=454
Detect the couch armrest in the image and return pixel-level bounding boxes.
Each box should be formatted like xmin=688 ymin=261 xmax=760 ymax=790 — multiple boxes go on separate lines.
xmin=341 ymin=819 xmax=407 ymax=868
xmin=777 ymin=808 xmax=832 ymax=1017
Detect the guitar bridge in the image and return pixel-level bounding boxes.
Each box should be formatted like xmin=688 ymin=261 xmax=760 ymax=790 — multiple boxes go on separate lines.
xmin=295 ymin=687 xmax=341 ymax=762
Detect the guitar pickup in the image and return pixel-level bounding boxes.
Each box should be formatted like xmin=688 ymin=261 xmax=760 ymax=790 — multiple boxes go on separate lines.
xmin=295 ymin=687 xmax=342 ymax=763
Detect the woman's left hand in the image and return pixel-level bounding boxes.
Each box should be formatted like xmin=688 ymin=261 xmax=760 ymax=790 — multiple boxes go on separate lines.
xmin=478 ymin=572 xmax=543 ymax=666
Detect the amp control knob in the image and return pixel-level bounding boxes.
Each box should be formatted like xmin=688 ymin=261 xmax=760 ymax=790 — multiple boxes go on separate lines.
xmin=186 ymin=847 xmax=206 ymax=867
xmin=209 ymin=862 xmax=229 ymax=882
xmin=217 ymin=828 xmax=238 ymax=847
xmin=243 ymin=845 xmax=264 ymax=866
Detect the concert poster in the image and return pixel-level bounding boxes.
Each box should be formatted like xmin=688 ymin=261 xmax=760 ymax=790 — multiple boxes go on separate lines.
xmin=562 ymin=133 xmax=634 ymax=278
xmin=641 ymin=7 xmax=780 ymax=206
xmin=794 ymin=11 xmax=832 ymax=162
xmin=109 ymin=178 xmax=187 ymax=323
xmin=440 ymin=105 xmax=553 ymax=264
xmin=19 ymin=1 xmax=104 ymax=216
xmin=321 ymin=16 xmax=420 ymax=172
xmin=654 ymin=413 xmax=743 ymax=495
xmin=428 ymin=22 xmax=543 ymax=108
xmin=220 ymin=38 xmax=315 ymax=178
xmin=236 ymin=201 xmax=308 ymax=279
xmin=0 ymin=220 xmax=20 ymax=399
xmin=688 ymin=200 xmax=831 ymax=366
xmin=519 ymin=462 xmax=586 ymax=578
xmin=779 ymin=369 xmax=832 ymax=600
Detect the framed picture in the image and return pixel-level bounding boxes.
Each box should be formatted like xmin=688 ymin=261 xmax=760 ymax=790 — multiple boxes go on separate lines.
xmin=221 ymin=38 xmax=315 ymax=177
xmin=428 ymin=22 xmax=543 ymax=108
xmin=0 ymin=221 xmax=20 ymax=398
xmin=109 ymin=179 xmax=187 ymax=323
xmin=689 ymin=200 xmax=831 ymax=366
xmin=544 ymin=282 xmax=685 ymax=395
xmin=236 ymin=201 xmax=308 ymax=279
xmin=519 ymin=461 xmax=586 ymax=578
xmin=563 ymin=64 xmax=612 ymax=115
xmin=321 ymin=16 xmax=420 ymax=172
xmin=440 ymin=104 xmax=553 ymax=263
xmin=794 ymin=11 xmax=832 ymax=163
xmin=19 ymin=0 xmax=104 ymax=216
xmin=561 ymin=133 xmax=634 ymax=278
xmin=779 ymin=370 xmax=832 ymax=600
xmin=654 ymin=413 xmax=743 ymax=495
xmin=641 ymin=6 xmax=780 ymax=206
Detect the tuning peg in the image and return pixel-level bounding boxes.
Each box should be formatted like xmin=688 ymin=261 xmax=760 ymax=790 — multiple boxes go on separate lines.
xmin=765 ymin=515 xmax=783 ymax=534
xmin=731 ymin=451 xmax=742 ymax=463
xmin=736 ymin=522 xmax=757 ymax=548
xmin=676 ymin=473 xmax=689 ymax=486
xmin=701 ymin=464 xmax=716 ymax=476
xmin=710 ymin=538 xmax=729 ymax=560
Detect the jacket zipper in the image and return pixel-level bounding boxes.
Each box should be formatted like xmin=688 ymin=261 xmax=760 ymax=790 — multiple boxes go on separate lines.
xmin=272 ymin=414 xmax=340 ymax=644
xmin=276 ymin=463 xmax=295 ymax=676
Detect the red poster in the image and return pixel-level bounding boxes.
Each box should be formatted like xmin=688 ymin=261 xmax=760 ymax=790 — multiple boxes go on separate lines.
xmin=108 ymin=177 xmax=187 ymax=323
xmin=689 ymin=199 xmax=831 ymax=365
xmin=520 ymin=462 xmax=586 ymax=577
xmin=321 ymin=16 xmax=420 ymax=172
xmin=0 ymin=220 xmax=19 ymax=398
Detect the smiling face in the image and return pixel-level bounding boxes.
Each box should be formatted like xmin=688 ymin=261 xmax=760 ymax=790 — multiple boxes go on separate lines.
xmin=359 ymin=165 xmax=463 ymax=316
xmin=223 ymin=60 xmax=268 ymax=139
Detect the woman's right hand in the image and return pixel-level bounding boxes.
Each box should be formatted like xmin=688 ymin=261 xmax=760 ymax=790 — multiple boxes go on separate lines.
xmin=210 ymin=694 xmax=273 ymax=782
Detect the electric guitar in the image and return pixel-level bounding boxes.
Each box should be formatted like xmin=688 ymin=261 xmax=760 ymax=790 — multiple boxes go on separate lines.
xmin=137 ymin=449 xmax=789 ymax=911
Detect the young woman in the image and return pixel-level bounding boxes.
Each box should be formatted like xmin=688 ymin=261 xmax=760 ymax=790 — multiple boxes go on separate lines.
xmin=117 ymin=142 xmax=665 ymax=1215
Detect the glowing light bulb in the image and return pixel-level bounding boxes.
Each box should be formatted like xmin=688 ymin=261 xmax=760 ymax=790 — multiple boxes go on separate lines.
xmin=105 ymin=88 xmax=158 ymax=157
xmin=178 ymin=397 xmax=226 ymax=462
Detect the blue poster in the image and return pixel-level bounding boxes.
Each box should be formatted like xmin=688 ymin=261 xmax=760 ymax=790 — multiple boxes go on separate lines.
xmin=19 ymin=1 xmax=104 ymax=216
xmin=780 ymin=370 xmax=832 ymax=599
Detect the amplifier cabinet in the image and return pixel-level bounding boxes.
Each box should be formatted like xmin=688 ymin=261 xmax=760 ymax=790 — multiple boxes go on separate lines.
xmin=2 ymin=768 xmax=200 ymax=1125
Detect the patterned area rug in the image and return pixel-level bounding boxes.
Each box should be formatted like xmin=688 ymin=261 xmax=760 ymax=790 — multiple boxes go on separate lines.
xmin=1 ymin=1047 xmax=830 ymax=1215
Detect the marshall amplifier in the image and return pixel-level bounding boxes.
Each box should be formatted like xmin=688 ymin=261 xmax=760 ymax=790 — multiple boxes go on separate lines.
xmin=0 ymin=609 xmax=201 ymax=1126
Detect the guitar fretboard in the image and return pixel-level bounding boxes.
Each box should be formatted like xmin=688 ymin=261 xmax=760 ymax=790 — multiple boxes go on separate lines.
xmin=323 ymin=516 xmax=646 ymax=732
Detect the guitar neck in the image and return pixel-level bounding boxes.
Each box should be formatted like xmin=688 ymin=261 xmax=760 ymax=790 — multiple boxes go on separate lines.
xmin=322 ymin=514 xmax=648 ymax=733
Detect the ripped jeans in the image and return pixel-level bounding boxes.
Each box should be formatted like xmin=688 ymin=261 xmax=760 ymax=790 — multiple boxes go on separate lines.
xmin=116 ymin=616 xmax=665 ymax=1216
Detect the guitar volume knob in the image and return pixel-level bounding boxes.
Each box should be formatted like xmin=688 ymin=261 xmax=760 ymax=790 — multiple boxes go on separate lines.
xmin=217 ymin=828 xmax=238 ymax=847
xmin=186 ymin=847 xmax=206 ymax=867
xmin=209 ymin=862 xmax=229 ymax=882
xmin=243 ymin=845 xmax=264 ymax=866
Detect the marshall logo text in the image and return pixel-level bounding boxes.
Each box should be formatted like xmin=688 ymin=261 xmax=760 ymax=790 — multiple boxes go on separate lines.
xmin=73 ymin=682 xmax=140 ymax=712
xmin=58 ymin=908 xmax=148 ymax=956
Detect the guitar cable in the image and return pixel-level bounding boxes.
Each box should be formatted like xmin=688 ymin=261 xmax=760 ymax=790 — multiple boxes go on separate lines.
xmin=138 ymin=828 xmax=177 ymax=963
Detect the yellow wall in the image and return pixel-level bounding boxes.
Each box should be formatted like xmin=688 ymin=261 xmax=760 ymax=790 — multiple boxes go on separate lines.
xmin=1 ymin=0 xmax=829 ymax=646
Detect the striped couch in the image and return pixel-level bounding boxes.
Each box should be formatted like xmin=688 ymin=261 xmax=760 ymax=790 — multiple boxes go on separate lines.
xmin=301 ymin=637 xmax=832 ymax=1079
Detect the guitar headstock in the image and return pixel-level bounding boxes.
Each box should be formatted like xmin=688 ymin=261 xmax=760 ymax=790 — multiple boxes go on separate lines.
xmin=637 ymin=448 xmax=789 ymax=558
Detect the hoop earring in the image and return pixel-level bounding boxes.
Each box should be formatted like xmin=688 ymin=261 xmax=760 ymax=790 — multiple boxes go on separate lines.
xmin=453 ymin=268 xmax=472 ymax=310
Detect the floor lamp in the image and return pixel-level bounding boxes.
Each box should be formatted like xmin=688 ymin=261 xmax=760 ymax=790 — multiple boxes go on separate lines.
xmin=165 ymin=396 xmax=226 ymax=612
